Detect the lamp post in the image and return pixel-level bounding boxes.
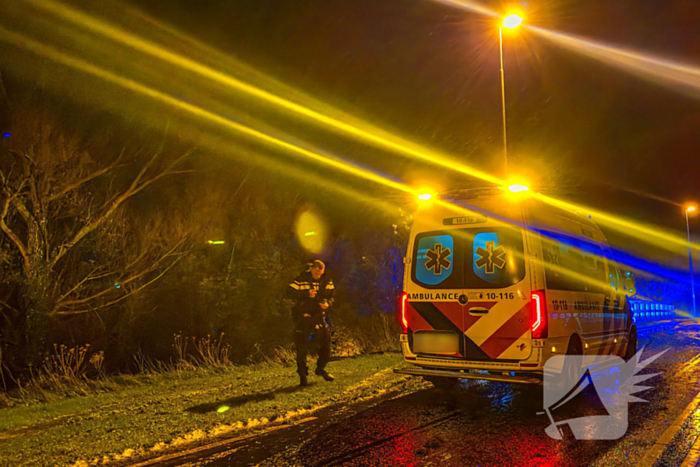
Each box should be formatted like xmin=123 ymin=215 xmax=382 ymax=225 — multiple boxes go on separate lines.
xmin=686 ymin=205 xmax=697 ymax=318
xmin=500 ymin=14 xmax=524 ymax=176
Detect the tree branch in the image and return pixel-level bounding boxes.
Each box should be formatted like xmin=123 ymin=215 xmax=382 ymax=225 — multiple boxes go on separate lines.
xmin=0 ymin=195 xmax=29 ymax=270
xmin=0 ymin=300 xmax=18 ymax=328
xmin=124 ymin=150 xmax=193 ymax=199
xmin=47 ymin=148 xmax=127 ymax=203
xmin=53 ymin=238 xmax=188 ymax=311
xmin=50 ymin=149 xmax=192 ymax=267
xmin=54 ymin=252 xmax=186 ymax=315
xmin=55 ymin=267 xmax=112 ymax=304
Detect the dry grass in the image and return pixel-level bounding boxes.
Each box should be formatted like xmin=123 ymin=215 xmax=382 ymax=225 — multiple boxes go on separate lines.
xmin=1 ymin=344 xmax=144 ymax=407
xmin=0 ymin=315 xmax=401 ymax=408
xmin=193 ymin=334 xmax=232 ymax=368
xmin=256 ymin=344 xmax=296 ymax=366
xmin=334 ymin=313 xmax=400 ymax=356
xmin=171 ymin=332 xmax=232 ymax=369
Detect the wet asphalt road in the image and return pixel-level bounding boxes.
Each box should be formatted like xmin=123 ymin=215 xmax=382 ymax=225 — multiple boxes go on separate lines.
xmin=177 ymin=321 xmax=700 ymax=467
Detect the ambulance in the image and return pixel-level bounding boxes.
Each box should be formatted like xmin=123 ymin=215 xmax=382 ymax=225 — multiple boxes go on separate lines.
xmin=395 ymin=186 xmax=636 ymax=388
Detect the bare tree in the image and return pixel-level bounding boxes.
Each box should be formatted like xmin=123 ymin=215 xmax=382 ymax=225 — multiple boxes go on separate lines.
xmin=0 ymin=110 xmax=190 ymax=365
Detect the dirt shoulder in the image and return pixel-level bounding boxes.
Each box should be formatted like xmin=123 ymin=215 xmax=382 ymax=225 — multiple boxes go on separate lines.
xmin=0 ymin=353 xmax=409 ymax=466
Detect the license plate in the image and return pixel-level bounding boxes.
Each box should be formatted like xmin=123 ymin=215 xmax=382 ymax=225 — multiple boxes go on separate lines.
xmin=413 ymin=332 xmax=459 ymax=354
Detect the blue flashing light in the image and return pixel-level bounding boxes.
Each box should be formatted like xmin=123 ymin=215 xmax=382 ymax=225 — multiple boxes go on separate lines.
xmin=2 ymin=133 xmax=9 ymax=138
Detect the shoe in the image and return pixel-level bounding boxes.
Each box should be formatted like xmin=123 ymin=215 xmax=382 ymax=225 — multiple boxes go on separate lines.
xmin=299 ymin=374 xmax=308 ymax=387
xmin=315 ymin=370 xmax=335 ymax=382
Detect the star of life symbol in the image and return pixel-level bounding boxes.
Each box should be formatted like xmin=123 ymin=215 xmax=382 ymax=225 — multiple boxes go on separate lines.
xmin=475 ymin=241 xmax=506 ymax=274
xmin=542 ymin=347 xmax=668 ymax=440
xmin=425 ymin=243 xmax=451 ymax=275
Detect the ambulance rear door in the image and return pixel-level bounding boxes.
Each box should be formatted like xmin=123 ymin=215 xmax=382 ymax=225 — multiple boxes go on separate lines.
xmin=460 ymin=226 xmax=533 ymax=361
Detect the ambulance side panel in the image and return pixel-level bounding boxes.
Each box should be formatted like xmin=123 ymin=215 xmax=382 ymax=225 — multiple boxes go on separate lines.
xmin=526 ymin=203 xmax=625 ymax=355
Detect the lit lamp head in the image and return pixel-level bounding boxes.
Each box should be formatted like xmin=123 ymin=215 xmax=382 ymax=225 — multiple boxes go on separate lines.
xmin=687 ymin=206 xmax=697 ymax=213
xmin=418 ymin=193 xmax=433 ymax=201
xmin=502 ymin=14 xmax=524 ymax=29
xmin=507 ymin=184 xmax=529 ymax=193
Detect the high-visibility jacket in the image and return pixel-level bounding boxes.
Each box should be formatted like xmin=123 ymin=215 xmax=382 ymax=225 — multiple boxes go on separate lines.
xmin=287 ymin=270 xmax=335 ymax=326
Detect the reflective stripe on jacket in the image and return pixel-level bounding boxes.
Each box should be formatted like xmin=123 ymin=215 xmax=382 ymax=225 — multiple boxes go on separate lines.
xmin=287 ymin=270 xmax=334 ymax=324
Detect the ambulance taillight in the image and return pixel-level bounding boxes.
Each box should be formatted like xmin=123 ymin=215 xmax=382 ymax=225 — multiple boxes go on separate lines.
xmin=400 ymin=292 xmax=409 ymax=334
xmin=531 ymin=290 xmax=548 ymax=338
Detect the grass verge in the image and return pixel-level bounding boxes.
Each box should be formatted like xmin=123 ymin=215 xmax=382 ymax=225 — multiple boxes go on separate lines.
xmin=0 ymin=352 xmax=408 ymax=466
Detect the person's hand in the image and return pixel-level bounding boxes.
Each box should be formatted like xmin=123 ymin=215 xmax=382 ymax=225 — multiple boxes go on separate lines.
xmin=309 ymin=289 xmax=317 ymax=298
xmin=319 ymin=302 xmax=329 ymax=310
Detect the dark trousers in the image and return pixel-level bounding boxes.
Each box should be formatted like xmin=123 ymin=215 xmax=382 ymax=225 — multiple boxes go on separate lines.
xmin=294 ymin=320 xmax=331 ymax=376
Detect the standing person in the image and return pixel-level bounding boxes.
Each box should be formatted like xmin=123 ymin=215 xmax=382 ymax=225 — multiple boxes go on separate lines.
xmin=287 ymin=260 xmax=335 ymax=387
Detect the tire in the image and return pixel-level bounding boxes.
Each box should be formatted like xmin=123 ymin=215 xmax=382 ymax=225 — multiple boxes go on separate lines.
xmin=624 ymin=326 xmax=638 ymax=361
xmin=424 ymin=376 xmax=459 ymax=391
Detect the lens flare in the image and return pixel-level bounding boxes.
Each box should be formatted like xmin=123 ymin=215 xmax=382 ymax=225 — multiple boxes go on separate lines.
xmin=507 ymin=184 xmax=529 ymax=193
xmin=5 ymin=0 xmax=700 ymax=265
xmin=438 ymin=0 xmax=700 ymax=100
xmin=295 ymin=210 xmax=327 ymax=254
xmin=23 ymin=0 xmax=503 ymax=186
xmin=528 ymin=25 xmax=700 ymax=100
xmin=0 ymin=26 xmax=422 ymax=198
xmin=502 ymin=14 xmax=523 ymax=29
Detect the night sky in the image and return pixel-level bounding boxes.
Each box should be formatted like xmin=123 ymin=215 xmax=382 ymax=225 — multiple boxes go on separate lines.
xmin=1 ymin=0 xmax=699 ymax=270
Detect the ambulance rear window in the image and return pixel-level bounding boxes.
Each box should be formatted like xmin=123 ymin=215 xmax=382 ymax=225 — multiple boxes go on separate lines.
xmin=465 ymin=227 xmax=526 ymax=289
xmin=412 ymin=231 xmax=463 ymax=289
xmin=411 ymin=227 xmax=525 ymax=289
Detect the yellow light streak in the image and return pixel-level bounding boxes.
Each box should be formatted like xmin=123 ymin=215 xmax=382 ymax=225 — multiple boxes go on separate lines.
xmin=10 ymin=0 xmax=700 ymax=260
xmin=166 ymin=124 xmax=405 ymax=220
xmin=0 ymin=27 xmax=419 ymax=200
xmin=528 ymin=25 xmax=700 ymax=99
xmin=536 ymin=193 xmax=700 ymax=254
xmin=24 ymin=0 xmax=504 ymax=186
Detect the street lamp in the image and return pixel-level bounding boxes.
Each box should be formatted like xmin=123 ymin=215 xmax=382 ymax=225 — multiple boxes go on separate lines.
xmin=499 ymin=14 xmax=523 ymax=176
xmin=686 ymin=205 xmax=697 ymax=318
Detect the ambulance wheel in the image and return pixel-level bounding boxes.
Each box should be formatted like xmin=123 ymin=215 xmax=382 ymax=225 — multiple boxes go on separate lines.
xmin=424 ymin=376 xmax=459 ymax=390
xmin=624 ymin=326 xmax=638 ymax=361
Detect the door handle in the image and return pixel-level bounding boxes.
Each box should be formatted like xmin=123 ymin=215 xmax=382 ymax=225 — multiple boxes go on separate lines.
xmin=469 ymin=307 xmax=489 ymax=314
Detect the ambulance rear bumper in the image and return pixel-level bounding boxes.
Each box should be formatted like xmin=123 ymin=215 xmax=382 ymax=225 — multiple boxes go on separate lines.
xmin=394 ymin=367 xmax=543 ymax=384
